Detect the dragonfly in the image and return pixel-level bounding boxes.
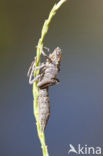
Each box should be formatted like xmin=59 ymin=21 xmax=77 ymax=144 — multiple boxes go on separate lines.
xmin=27 ymin=47 xmax=62 ymax=131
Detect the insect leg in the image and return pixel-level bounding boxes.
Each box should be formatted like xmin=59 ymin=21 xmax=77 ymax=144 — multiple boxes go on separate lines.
xmin=32 ymin=63 xmax=45 ymax=71
xmin=43 ymin=46 xmax=50 ymax=52
xmin=36 ymin=46 xmax=52 ymax=62
xmin=29 ymin=64 xmax=45 ymax=85
xmin=29 ymin=74 xmax=41 ymax=84
xmin=27 ymin=56 xmax=37 ymax=77
xmin=36 ymin=45 xmax=50 ymax=52
xmin=27 ymin=60 xmax=35 ymax=77
xmin=41 ymin=50 xmax=52 ymax=62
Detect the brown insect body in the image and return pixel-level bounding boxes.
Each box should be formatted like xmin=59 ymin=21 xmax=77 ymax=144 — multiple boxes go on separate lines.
xmin=28 ymin=47 xmax=62 ymax=131
xmin=37 ymin=47 xmax=62 ymax=131
xmin=37 ymin=47 xmax=62 ymax=89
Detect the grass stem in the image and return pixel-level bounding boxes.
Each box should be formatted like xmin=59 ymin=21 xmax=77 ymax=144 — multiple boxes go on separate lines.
xmin=32 ymin=0 xmax=67 ymax=155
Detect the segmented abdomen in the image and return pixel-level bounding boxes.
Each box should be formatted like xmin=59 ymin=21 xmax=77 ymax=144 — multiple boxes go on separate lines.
xmin=38 ymin=87 xmax=50 ymax=131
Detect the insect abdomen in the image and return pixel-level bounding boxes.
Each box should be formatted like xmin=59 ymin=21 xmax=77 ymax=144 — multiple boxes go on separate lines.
xmin=38 ymin=88 xmax=50 ymax=131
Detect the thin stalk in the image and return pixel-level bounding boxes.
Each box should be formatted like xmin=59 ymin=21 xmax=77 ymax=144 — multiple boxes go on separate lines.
xmin=32 ymin=0 xmax=67 ymax=156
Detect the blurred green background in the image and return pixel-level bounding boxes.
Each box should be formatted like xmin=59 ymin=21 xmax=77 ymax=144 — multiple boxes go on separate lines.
xmin=0 ymin=0 xmax=103 ymax=155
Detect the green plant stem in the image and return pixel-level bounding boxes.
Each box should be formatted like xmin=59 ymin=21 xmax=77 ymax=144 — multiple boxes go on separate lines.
xmin=32 ymin=0 xmax=67 ymax=156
